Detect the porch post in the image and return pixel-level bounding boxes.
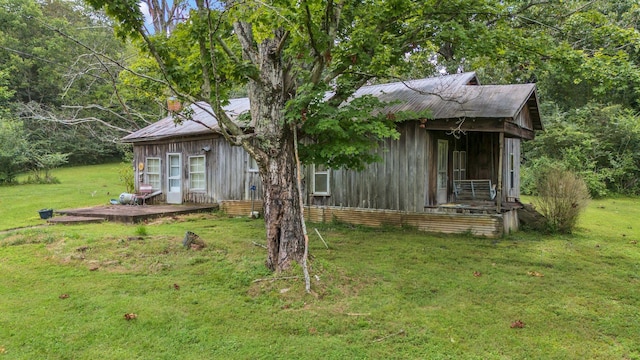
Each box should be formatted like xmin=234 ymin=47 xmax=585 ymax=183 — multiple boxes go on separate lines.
xmin=497 ymin=131 xmax=504 ymax=212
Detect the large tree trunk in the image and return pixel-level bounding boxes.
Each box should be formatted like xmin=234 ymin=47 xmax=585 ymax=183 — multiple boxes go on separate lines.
xmin=240 ymin=25 xmax=305 ymax=272
xmin=261 ymin=134 xmax=306 ymax=272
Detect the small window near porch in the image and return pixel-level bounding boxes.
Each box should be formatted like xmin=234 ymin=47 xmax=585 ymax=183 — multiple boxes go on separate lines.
xmin=146 ymin=158 xmax=161 ymax=190
xmin=453 ymin=151 xmax=466 ymax=181
xmin=189 ymin=155 xmax=206 ymax=191
xmin=312 ymin=164 xmax=330 ymax=195
xmin=509 ymin=152 xmax=515 ymax=189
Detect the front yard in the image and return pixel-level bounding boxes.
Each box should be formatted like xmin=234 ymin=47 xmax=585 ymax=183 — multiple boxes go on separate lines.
xmin=1 ymin=166 xmax=639 ymax=359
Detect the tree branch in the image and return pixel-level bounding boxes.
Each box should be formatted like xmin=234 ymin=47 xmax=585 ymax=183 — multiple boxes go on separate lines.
xmin=233 ymin=21 xmax=259 ymax=65
xmin=21 ymin=103 xmax=135 ymax=134
xmin=216 ymin=35 xmax=241 ymax=64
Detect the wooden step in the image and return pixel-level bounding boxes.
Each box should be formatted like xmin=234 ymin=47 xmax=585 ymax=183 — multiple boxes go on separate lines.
xmin=47 ymin=215 xmax=106 ymax=225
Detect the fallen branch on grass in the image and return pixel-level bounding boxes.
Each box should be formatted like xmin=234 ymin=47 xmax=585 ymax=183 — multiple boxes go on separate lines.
xmin=252 ymin=241 xmax=267 ymax=249
xmin=373 ymin=329 xmax=405 ymax=343
xmin=252 ymin=276 xmax=301 ymax=283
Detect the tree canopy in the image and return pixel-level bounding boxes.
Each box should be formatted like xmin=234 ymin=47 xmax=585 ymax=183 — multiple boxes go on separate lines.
xmin=0 ymin=0 xmax=165 ymax=177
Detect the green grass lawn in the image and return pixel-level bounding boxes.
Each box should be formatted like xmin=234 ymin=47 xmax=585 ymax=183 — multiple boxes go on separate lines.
xmin=0 ymin=164 xmax=124 ymax=231
xmin=1 ymin=166 xmax=639 ymax=359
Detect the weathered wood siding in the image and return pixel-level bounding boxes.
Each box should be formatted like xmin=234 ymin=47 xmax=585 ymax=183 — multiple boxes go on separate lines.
xmin=132 ymin=119 xmax=521 ymax=214
xmin=514 ymin=104 xmax=533 ymax=130
xmin=307 ymin=122 xmax=430 ymax=212
xmin=132 ymin=135 xmax=263 ymax=204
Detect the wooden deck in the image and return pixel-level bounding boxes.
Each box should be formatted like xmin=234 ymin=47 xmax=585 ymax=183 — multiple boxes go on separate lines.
xmin=53 ymin=204 xmax=219 ymax=224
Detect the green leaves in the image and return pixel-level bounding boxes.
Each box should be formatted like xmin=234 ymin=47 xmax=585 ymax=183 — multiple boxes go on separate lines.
xmin=287 ymin=85 xmax=406 ymax=170
xmin=85 ymin=0 xmax=144 ymax=39
xmin=0 ymin=120 xmax=30 ymax=184
xmin=523 ymin=103 xmax=640 ymax=197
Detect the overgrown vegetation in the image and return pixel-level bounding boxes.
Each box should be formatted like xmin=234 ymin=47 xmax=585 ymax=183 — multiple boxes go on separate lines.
xmin=523 ymin=104 xmax=640 ymax=197
xmin=533 ymin=167 xmax=591 ymax=234
xmin=0 ymin=0 xmax=159 ymax=174
xmin=0 ymin=120 xmax=69 ymax=184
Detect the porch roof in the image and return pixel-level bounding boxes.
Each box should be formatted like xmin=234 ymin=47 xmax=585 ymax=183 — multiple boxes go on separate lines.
xmin=373 ymin=83 xmax=542 ymax=130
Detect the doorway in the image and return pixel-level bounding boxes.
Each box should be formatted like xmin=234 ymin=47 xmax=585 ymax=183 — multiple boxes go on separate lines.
xmin=167 ymin=153 xmax=182 ymax=204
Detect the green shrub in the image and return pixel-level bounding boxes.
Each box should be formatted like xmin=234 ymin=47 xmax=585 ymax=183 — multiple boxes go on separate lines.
xmin=27 ymin=152 xmax=69 ymax=184
xmin=533 ymin=167 xmax=590 ymax=234
xmin=521 ymin=156 xmax=608 ymax=198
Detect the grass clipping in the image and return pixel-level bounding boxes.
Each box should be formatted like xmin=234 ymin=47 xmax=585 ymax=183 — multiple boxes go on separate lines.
xmin=534 ymin=167 xmax=590 ymax=233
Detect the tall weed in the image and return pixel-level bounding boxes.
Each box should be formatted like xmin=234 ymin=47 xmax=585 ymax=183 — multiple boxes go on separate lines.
xmin=534 ymin=167 xmax=590 ymax=233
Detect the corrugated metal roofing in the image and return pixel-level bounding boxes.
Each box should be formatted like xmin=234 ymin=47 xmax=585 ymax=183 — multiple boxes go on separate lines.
xmin=122 ymin=98 xmax=250 ymax=142
xmin=123 ymin=72 xmax=541 ymax=142
xmin=362 ymin=80 xmax=537 ymax=120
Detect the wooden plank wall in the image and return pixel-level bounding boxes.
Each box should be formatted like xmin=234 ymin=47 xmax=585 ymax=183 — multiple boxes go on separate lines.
xmin=219 ymin=200 xmax=507 ymax=237
xmin=310 ymin=122 xmax=430 ymax=212
xmin=514 ymin=105 xmax=533 ymax=130
xmin=133 ymin=135 xmax=264 ymax=204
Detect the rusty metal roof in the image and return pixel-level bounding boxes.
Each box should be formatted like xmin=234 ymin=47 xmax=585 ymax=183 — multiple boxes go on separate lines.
xmin=123 ymin=72 xmax=542 ymax=142
xmin=371 ymin=82 xmax=540 ymax=125
xmin=122 ymin=98 xmax=250 ymax=142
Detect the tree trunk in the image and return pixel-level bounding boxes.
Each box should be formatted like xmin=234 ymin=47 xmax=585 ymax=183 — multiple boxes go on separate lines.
xmin=241 ymin=27 xmax=305 ymax=272
xmin=261 ymin=133 xmax=306 ymax=272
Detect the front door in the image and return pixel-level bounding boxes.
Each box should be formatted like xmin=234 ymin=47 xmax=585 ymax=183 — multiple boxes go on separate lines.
xmin=437 ymin=139 xmax=448 ymax=204
xmin=167 ymin=153 xmax=182 ymax=204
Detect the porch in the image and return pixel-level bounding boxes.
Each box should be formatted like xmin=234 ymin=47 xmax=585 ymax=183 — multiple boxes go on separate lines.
xmin=51 ymin=204 xmax=219 ymax=224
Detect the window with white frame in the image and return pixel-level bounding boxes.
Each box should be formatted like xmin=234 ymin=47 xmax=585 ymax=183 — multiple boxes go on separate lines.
xmin=189 ymin=155 xmax=206 ymax=191
xmin=145 ymin=158 xmax=161 ymax=190
xmin=453 ymin=150 xmax=466 ymax=181
xmin=248 ymin=155 xmax=258 ymax=172
xmin=312 ymin=164 xmax=330 ymax=195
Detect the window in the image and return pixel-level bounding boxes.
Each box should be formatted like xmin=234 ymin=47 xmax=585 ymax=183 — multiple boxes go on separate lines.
xmin=509 ymin=153 xmax=515 ymax=189
xmin=312 ymin=164 xmax=330 ymax=195
xmin=145 ymin=158 xmax=161 ymax=190
xmin=453 ymin=151 xmax=466 ymax=181
xmin=248 ymin=155 xmax=258 ymax=172
xmin=437 ymin=140 xmax=448 ymax=190
xmin=189 ymin=156 xmax=206 ymax=191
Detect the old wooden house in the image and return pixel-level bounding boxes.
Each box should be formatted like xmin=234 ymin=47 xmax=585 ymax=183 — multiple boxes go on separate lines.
xmin=122 ymin=72 xmax=542 ymax=236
